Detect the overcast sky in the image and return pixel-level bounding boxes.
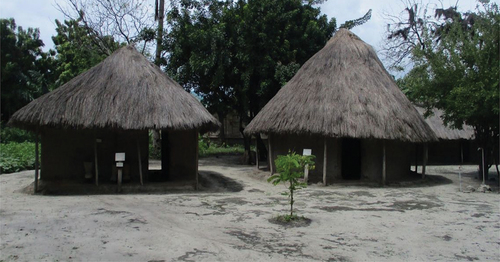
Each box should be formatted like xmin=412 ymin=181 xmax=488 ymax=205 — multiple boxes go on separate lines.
xmin=0 ymin=0 xmax=492 ymax=73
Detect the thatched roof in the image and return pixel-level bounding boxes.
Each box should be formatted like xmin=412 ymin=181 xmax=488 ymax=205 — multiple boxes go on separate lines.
xmin=244 ymin=29 xmax=437 ymax=142
xmin=9 ymin=45 xmax=220 ymax=132
xmin=415 ymin=106 xmax=474 ymax=140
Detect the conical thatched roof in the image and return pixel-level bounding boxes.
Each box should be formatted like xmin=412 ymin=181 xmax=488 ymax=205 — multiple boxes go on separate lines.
xmin=415 ymin=106 xmax=474 ymax=140
xmin=9 ymin=45 xmax=220 ymax=132
xmin=245 ymin=29 xmax=437 ymax=142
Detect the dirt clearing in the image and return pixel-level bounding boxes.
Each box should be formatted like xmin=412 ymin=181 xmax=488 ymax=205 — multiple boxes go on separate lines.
xmin=1 ymin=156 xmax=499 ymax=261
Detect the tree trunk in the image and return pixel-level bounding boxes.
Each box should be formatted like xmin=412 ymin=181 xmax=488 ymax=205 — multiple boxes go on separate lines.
xmin=152 ymin=130 xmax=161 ymax=159
xmin=476 ymin=126 xmax=492 ymax=181
xmin=239 ymin=118 xmax=252 ymax=165
xmin=155 ymin=0 xmax=165 ymax=66
xmin=217 ymin=111 xmax=226 ymax=145
xmin=256 ymin=133 xmax=267 ymax=161
xmin=151 ymin=0 xmax=165 ymax=161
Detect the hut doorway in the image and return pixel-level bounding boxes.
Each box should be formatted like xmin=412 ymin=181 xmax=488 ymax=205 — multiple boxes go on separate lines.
xmin=341 ymin=138 xmax=361 ymax=180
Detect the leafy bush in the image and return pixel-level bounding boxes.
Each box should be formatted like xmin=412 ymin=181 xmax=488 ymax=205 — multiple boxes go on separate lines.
xmin=198 ymin=135 xmax=210 ymax=156
xmin=268 ymin=151 xmax=315 ymax=219
xmin=148 ymin=141 xmax=161 ymax=160
xmin=0 ymin=142 xmax=36 ymax=174
xmin=148 ymin=134 xmax=245 ymax=159
xmin=199 ymin=143 xmax=246 ymax=157
xmin=1 ymin=125 xmax=35 ymax=143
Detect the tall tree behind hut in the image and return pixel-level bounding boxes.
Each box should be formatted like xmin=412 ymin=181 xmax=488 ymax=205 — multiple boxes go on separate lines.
xmin=151 ymin=0 xmax=165 ymax=159
xmin=0 ymin=18 xmax=52 ymax=123
xmin=166 ymin=0 xmax=344 ymax=163
xmin=384 ymin=0 xmax=500 ymax=178
xmin=56 ymin=0 xmax=162 ymax=157
xmin=166 ymin=0 xmax=373 ymax=164
xmin=51 ymin=19 xmax=122 ymax=88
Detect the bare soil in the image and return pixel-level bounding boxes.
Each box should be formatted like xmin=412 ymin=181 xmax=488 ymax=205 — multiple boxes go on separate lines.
xmin=1 ymin=156 xmax=499 ymax=261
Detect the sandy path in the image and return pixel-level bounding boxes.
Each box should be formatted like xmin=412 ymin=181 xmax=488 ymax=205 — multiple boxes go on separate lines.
xmin=1 ymin=157 xmax=499 ymax=261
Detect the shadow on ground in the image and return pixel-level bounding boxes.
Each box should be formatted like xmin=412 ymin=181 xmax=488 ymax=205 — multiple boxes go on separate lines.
xmin=20 ymin=170 xmax=244 ymax=196
xmin=198 ymin=170 xmax=244 ymax=192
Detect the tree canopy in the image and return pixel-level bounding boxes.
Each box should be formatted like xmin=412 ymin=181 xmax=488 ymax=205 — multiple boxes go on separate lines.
xmin=165 ymin=0 xmax=348 ymax=155
xmin=1 ymin=18 xmax=47 ymax=122
xmin=51 ymin=19 xmax=122 ymax=86
xmin=388 ymin=0 xmax=499 ymax=170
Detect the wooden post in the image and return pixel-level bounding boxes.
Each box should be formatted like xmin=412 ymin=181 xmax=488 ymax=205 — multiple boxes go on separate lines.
xmin=414 ymin=144 xmax=418 ymax=172
xmin=382 ymin=140 xmax=386 ymax=186
xmin=460 ymin=140 xmax=463 ymax=164
xmin=137 ymin=140 xmax=143 ymax=186
xmin=94 ymin=140 xmax=99 ymax=186
xmin=255 ymin=137 xmax=259 ymax=170
xmin=34 ymin=134 xmax=39 ymax=193
xmin=323 ymin=137 xmax=327 ymax=186
xmin=195 ymin=130 xmax=199 ymax=190
xmin=304 ymin=165 xmax=309 ymax=183
xmin=422 ymin=143 xmax=428 ymax=178
xmin=117 ymin=168 xmax=122 ymax=192
xmin=268 ymin=134 xmax=274 ymax=175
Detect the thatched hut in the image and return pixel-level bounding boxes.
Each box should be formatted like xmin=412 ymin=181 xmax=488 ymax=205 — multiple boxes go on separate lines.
xmin=413 ymin=106 xmax=476 ymax=165
xmin=9 ymin=45 xmax=219 ymax=191
xmin=244 ymin=29 xmax=438 ymax=185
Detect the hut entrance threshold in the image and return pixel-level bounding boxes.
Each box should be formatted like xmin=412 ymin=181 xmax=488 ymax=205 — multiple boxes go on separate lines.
xmin=341 ymin=138 xmax=361 ymax=180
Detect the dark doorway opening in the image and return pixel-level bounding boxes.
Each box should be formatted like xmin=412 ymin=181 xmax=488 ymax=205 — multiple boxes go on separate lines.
xmin=342 ymin=138 xmax=361 ymax=180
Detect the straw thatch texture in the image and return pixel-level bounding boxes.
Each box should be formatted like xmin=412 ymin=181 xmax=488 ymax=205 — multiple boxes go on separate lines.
xmin=415 ymin=106 xmax=474 ymax=140
xmin=9 ymin=46 xmax=220 ymax=132
xmin=244 ymin=29 xmax=437 ymax=142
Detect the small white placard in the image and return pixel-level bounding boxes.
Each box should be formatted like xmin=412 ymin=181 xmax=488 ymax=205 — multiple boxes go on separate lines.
xmin=116 ymin=162 xmax=124 ymax=168
xmin=115 ymin=152 xmax=125 ymax=161
xmin=303 ymin=149 xmax=312 ymax=156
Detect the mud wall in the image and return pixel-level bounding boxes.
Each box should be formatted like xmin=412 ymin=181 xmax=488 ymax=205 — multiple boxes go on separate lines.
xmin=269 ymin=134 xmax=411 ymax=183
xmin=41 ymin=129 xmax=149 ymax=182
xmin=166 ymin=129 xmax=198 ymax=181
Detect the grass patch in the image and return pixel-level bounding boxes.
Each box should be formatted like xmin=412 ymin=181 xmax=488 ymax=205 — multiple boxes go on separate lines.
xmin=0 ymin=142 xmax=36 ymax=174
xmin=199 ymin=144 xmax=245 ymax=157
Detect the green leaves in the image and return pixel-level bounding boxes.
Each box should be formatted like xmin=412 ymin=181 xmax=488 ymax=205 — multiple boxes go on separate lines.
xmin=52 ymin=19 xmax=121 ymax=87
xmin=395 ymin=1 xmax=499 ymax=170
xmin=0 ymin=18 xmax=47 ymax=122
xmin=268 ymin=151 xmax=315 ymax=217
xmin=165 ymin=0 xmax=336 ymax=132
xmin=0 ymin=142 xmax=36 ymax=174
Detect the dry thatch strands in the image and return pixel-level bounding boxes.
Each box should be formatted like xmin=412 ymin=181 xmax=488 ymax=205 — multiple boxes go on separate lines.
xmin=9 ymin=45 xmax=220 ymax=132
xmin=245 ymin=29 xmax=437 ymax=143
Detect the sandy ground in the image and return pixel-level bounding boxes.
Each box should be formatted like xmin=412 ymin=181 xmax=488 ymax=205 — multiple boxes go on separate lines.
xmin=1 ymin=156 xmax=499 ymax=261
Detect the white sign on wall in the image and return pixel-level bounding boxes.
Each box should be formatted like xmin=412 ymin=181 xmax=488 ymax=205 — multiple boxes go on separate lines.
xmin=303 ymin=149 xmax=312 ymax=156
xmin=115 ymin=152 xmax=126 ymax=162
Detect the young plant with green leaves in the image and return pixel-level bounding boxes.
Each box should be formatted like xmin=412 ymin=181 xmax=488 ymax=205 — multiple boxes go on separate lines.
xmin=268 ymin=151 xmax=315 ymax=221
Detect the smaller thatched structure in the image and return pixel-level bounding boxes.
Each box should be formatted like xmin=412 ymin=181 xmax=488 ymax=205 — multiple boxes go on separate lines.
xmin=245 ymin=29 xmax=437 ymax=185
xmin=415 ymin=106 xmax=474 ymax=140
xmin=413 ymin=106 xmax=476 ymax=165
xmin=9 ymin=45 xmax=219 ymax=192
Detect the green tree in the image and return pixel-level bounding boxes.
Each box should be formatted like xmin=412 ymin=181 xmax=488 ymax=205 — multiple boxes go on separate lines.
xmin=391 ymin=1 xmax=500 ymax=175
xmin=51 ymin=19 xmax=122 ymax=87
xmin=268 ymin=151 xmax=315 ymax=220
xmin=0 ymin=18 xmax=47 ymax=122
xmin=165 ymin=0 xmax=237 ymax=144
xmin=166 ymin=0 xmax=340 ymax=161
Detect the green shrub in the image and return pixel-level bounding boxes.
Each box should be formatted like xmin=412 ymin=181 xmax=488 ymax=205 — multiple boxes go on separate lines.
xmin=198 ymin=135 xmax=210 ymax=156
xmin=268 ymin=151 xmax=315 ymax=218
xmin=0 ymin=142 xmax=36 ymax=174
xmin=148 ymin=133 xmax=246 ymax=159
xmin=198 ymin=143 xmax=246 ymax=157
xmin=1 ymin=125 xmax=35 ymax=143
